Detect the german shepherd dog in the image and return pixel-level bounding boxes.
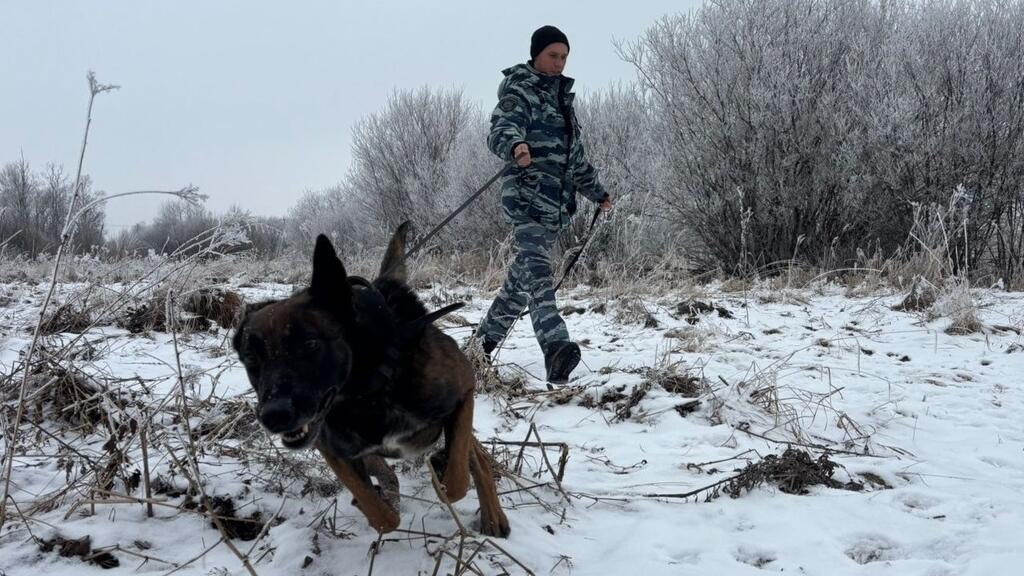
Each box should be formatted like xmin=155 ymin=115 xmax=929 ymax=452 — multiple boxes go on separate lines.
xmin=232 ymin=223 xmax=509 ymax=537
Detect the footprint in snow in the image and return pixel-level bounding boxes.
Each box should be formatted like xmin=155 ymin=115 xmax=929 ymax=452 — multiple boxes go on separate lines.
xmin=733 ymin=545 xmax=778 ymax=570
xmin=844 ymin=533 xmax=902 ymax=564
xmin=893 ymin=491 xmax=942 ymax=515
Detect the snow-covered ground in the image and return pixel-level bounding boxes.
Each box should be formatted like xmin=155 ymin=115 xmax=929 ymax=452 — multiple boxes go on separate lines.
xmin=1 ymin=278 xmax=1023 ymax=575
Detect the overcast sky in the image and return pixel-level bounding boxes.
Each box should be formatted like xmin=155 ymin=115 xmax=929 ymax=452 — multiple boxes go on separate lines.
xmin=1 ymin=1 xmax=702 ymax=230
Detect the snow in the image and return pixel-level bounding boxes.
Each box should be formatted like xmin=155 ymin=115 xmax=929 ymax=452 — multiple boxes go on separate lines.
xmin=2 ymin=279 xmax=1023 ymax=575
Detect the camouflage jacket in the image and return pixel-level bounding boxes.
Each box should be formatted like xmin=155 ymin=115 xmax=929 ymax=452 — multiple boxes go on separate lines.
xmin=488 ymin=63 xmax=607 ymax=229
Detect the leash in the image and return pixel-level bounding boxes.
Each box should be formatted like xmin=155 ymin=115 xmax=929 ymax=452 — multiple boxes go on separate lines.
xmin=404 ymin=152 xmax=528 ymax=259
xmin=554 ymin=205 xmax=603 ymax=292
xmin=402 ymin=150 xmax=601 ymax=294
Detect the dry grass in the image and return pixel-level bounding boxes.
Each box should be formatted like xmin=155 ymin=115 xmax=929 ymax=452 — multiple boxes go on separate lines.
xmin=1 ymin=197 xmax=1017 ymax=572
xmin=611 ymin=295 xmax=660 ymax=328
xmin=892 ymin=276 xmax=938 ymax=312
xmin=39 ymin=302 xmax=94 ymax=335
xmin=663 ymin=324 xmax=716 ymax=353
xmin=572 ymin=249 xmax=696 ymax=294
xmin=721 ymin=448 xmax=862 ymax=498
xmin=0 ymin=225 xmax=327 ymax=573
xmin=704 ymin=357 xmax=876 ymax=456
xmin=182 ymin=288 xmax=245 ymax=329
xmin=0 ymin=251 xmax=309 ymax=288
xmin=648 ymin=365 xmax=706 ymax=396
xmin=116 ymin=296 xmax=212 ymax=333
xmin=0 ymin=315 xmax=354 ymax=571
xmin=928 ymin=277 xmax=985 ymax=335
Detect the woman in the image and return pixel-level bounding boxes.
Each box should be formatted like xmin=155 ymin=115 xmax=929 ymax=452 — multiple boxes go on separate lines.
xmin=474 ymin=25 xmax=612 ymax=385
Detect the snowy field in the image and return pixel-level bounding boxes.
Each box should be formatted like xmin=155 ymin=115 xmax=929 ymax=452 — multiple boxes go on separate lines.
xmin=1 ymin=276 xmax=1023 ymax=575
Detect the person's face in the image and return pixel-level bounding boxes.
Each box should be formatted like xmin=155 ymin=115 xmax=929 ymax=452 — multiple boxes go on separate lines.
xmin=533 ymin=43 xmax=569 ymax=76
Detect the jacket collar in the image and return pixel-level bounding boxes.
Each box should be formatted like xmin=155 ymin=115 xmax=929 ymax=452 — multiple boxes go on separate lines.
xmin=502 ymin=63 xmax=575 ymax=95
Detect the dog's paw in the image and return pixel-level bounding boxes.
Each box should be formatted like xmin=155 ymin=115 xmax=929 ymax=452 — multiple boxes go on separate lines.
xmin=375 ymin=507 xmax=401 ymax=533
xmin=365 ymin=508 xmax=400 ymax=534
xmin=479 ymin=509 xmax=511 ymax=538
xmin=351 ymin=497 xmax=400 ymax=533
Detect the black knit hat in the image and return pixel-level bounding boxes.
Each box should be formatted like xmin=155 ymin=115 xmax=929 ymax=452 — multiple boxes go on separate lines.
xmin=530 ymin=25 xmax=570 ymax=61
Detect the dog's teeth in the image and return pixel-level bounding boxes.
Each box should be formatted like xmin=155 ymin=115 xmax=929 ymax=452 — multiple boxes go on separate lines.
xmin=282 ymin=426 xmax=308 ymax=442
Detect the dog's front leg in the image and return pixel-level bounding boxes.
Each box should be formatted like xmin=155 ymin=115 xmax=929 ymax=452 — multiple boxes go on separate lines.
xmin=364 ymin=454 xmax=400 ymax=511
xmin=317 ymin=447 xmax=400 ymax=533
xmin=469 ymin=436 xmax=510 ymax=538
xmin=437 ymin=391 xmax=474 ymax=502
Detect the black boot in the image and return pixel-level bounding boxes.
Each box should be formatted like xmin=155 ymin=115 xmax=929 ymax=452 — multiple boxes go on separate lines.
xmin=545 ymin=341 xmax=581 ymax=385
xmin=465 ymin=334 xmax=498 ymax=369
xmin=482 ymin=338 xmax=497 ymax=361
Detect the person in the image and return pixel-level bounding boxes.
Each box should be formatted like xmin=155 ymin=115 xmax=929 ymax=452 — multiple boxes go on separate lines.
xmin=472 ymin=25 xmax=613 ymax=385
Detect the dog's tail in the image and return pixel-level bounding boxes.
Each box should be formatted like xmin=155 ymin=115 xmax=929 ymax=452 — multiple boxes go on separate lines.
xmin=378 ymin=221 xmax=410 ymax=282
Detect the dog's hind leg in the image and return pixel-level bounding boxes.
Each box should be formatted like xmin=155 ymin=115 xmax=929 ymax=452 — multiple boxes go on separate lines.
xmin=378 ymin=221 xmax=410 ymax=282
xmin=317 ymin=448 xmax=400 ymax=533
xmin=469 ymin=436 xmax=510 ymax=537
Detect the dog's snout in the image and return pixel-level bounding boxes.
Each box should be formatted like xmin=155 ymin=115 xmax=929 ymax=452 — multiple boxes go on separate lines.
xmin=259 ymin=398 xmax=296 ymax=433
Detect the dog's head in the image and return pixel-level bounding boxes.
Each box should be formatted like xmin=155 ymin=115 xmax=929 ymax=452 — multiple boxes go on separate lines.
xmin=232 ymin=234 xmax=355 ymax=449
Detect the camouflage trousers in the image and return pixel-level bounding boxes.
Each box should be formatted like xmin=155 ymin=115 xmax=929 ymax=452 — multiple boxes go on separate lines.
xmin=476 ymin=222 xmax=569 ymax=353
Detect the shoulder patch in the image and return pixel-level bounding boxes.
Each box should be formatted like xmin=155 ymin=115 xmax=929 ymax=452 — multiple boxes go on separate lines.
xmin=498 ymin=96 xmax=518 ymax=113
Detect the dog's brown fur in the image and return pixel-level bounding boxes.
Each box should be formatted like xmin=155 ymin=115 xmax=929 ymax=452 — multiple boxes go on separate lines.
xmin=233 ymin=223 xmax=509 ymax=537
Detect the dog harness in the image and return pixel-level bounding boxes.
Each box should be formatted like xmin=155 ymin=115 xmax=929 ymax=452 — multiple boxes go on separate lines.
xmin=347 ymin=276 xmax=465 ymax=394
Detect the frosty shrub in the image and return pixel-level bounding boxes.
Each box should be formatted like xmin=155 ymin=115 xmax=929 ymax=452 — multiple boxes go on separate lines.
xmin=620 ymin=0 xmax=1024 ymax=283
xmin=349 ymin=87 xmax=503 ymax=251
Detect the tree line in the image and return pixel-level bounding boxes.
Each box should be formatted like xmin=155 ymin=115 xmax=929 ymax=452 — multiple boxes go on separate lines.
xmin=4 ymin=0 xmax=1023 ymax=284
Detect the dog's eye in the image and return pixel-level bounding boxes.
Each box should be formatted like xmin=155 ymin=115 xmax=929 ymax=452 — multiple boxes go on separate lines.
xmin=304 ymin=339 xmax=321 ymax=352
xmin=238 ymin=333 xmax=266 ymax=364
xmin=246 ymin=334 xmax=266 ymax=354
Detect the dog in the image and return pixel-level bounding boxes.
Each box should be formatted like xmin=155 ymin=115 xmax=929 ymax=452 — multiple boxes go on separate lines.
xmin=232 ymin=223 xmax=509 ymax=537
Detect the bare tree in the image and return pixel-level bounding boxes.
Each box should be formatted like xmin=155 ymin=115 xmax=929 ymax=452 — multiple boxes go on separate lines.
xmin=0 ymin=159 xmax=105 ymax=256
xmin=136 ymin=200 xmax=217 ymax=255
xmin=0 ymin=158 xmax=39 ymax=255
xmin=349 ymin=87 xmax=480 ymax=245
xmin=284 ymin=182 xmax=378 ymax=258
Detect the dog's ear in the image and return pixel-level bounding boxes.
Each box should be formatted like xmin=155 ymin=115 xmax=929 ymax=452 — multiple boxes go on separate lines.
xmin=378 ymin=221 xmax=410 ymax=282
xmin=310 ymin=234 xmax=353 ymax=315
